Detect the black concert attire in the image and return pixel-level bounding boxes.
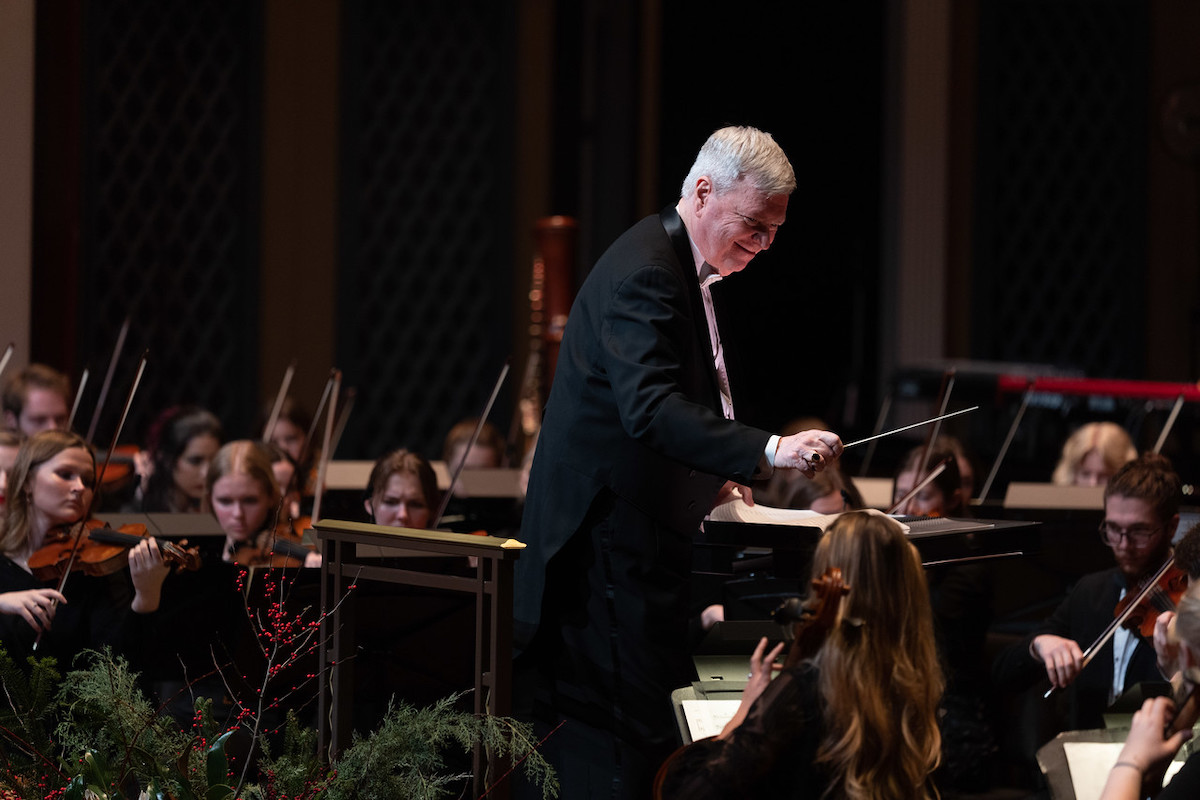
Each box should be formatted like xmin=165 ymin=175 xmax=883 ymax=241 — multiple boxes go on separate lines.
xmin=992 ymin=567 xmax=1165 ymax=732
xmin=655 ymin=662 xmax=829 ymax=799
xmin=515 ymin=207 xmax=775 ymax=797
xmin=0 ymin=554 xmax=132 ymax=668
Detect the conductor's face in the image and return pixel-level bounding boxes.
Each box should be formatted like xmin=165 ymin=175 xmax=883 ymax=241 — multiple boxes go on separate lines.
xmin=689 ymin=177 xmax=788 ymax=277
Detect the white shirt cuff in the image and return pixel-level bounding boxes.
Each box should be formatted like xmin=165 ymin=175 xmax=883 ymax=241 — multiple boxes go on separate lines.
xmin=765 ymin=435 xmax=780 ymax=467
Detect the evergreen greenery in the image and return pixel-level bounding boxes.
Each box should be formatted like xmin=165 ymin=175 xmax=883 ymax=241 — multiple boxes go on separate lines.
xmin=0 ymin=646 xmax=557 ymax=799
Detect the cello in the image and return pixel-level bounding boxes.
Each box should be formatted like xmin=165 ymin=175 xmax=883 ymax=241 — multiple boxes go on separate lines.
xmin=653 ymin=569 xmax=850 ymax=798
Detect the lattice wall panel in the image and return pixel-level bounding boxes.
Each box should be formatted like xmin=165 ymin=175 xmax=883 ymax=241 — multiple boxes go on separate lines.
xmin=80 ymin=0 xmax=261 ymax=443
xmin=972 ymin=0 xmax=1147 ymax=378
xmin=337 ymin=0 xmax=514 ymax=460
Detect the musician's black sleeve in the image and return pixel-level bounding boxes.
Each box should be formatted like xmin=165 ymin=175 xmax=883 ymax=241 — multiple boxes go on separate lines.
xmin=990 ymin=577 xmax=1084 ymax=691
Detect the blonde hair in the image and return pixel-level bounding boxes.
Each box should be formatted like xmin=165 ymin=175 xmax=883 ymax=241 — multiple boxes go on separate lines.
xmin=808 ymin=511 xmax=943 ymax=799
xmin=204 ymin=440 xmax=280 ymax=526
xmin=0 ymin=430 xmax=94 ymax=558
xmin=1052 ymin=422 xmax=1137 ymax=486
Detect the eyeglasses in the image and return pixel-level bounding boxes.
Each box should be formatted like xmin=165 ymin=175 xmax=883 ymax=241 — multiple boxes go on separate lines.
xmin=1098 ymin=520 xmax=1164 ymax=547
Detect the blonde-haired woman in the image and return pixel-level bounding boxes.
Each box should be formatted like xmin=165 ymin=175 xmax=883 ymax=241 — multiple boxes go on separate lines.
xmin=658 ymin=511 xmax=943 ymax=799
xmin=1052 ymin=422 xmax=1137 ymax=487
xmin=206 ymin=440 xmax=320 ymax=568
xmin=0 ymin=430 xmax=162 ymax=660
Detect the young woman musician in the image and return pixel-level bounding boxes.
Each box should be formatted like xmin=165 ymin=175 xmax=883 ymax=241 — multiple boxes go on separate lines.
xmin=657 ymin=511 xmax=943 ymax=799
xmin=363 ymin=448 xmax=439 ymax=529
xmin=136 ymin=406 xmax=223 ymax=513
xmin=891 ymin=445 xmax=996 ymax=789
xmin=892 ymin=445 xmax=968 ymax=518
xmin=263 ymin=396 xmax=317 ymax=499
xmin=208 ymin=440 xmax=320 ymax=568
xmin=0 ymin=431 xmax=161 ymax=661
xmin=1098 ymin=581 xmax=1200 ymax=799
xmin=1052 ymin=421 xmax=1138 ymax=488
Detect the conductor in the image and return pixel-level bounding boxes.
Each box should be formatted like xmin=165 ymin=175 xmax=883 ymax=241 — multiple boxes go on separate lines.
xmin=515 ymin=126 xmax=843 ymax=798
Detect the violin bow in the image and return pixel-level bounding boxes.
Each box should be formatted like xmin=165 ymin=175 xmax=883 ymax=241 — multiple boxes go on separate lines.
xmin=309 ymin=370 xmax=341 ymax=525
xmin=326 ymin=387 xmax=356 ymax=459
xmin=35 ymin=351 xmax=148 ymax=651
xmin=886 ymin=457 xmax=952 ymax=515
xmin=261 ymin=359 xmax=297 ymax=442
xmin=1043 ymin=555 xmax=1177 ymax=699
xmin=976 ymin=382 xmax=1034 ymax=504
xmin=1153 ymin=393 xmax=1186 ymax=454
xmin=432 ymin=359 xmax=511 ymax=529
xmin=68 ymin=368 xmax=89 ymax=432
xmin=0 ymin=342 xmax=13 ymax=384
xmin=85 ymin=316 xmax=131 ymax=444
xmin=916 ymin=368 xmax=955 ymax=486
xmin=300 ymin=370 xmax=337 ymax=467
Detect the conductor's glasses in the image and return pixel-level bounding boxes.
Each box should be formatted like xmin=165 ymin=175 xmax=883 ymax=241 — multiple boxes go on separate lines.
xmin=1098 ymin=520 xmax=1163 ymax=547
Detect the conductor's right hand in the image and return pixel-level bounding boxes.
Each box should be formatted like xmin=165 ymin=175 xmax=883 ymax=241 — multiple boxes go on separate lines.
xmin=774 ymin=430 xmax=842 ymax=478
xmin=1032 ymin=634 xmax=1085 ymax=688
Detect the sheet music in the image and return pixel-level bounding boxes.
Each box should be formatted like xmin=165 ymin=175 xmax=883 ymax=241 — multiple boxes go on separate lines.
xmin=681 ymin=700 xmax=741 ymax=741
xmin=706 ymin=503 xmax=906 ymax=532
xmin=1063 ymin=742 xmax=1185 ymax=799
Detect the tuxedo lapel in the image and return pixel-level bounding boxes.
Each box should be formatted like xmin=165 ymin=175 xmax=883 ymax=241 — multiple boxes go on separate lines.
xmin=659 ymin=206 xmax=723 ymax=415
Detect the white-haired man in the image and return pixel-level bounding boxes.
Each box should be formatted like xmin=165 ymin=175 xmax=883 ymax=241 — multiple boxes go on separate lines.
xmin=515 ymin=126 xmax=842 ymax=797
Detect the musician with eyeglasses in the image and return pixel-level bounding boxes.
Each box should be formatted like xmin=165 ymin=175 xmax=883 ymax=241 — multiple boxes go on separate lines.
xmin=994 ymin=454 xmax=1180 ymax=732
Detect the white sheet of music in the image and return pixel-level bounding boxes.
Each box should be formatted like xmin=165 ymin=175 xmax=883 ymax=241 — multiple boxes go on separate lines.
xmin=1063 ymin=742 xmax=1185 ymax=798
xmin=681 ymin=700 xmax=742 ymax=741
xmin=705 ymin=502 xmax=906 ymax=531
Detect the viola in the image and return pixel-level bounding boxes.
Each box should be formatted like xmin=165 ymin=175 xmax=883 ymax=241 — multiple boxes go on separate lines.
xmin=27 ymin=519 xmax=201 ymax=582
xmin=652 ymin=568 xmax=850 ymax=798
xmin=1116 ymin=562 xmax=1189 ymax=639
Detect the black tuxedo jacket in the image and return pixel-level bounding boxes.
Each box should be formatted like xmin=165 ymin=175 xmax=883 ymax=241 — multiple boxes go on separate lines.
xmin=514 ymin=206 xmax=773 ymax=646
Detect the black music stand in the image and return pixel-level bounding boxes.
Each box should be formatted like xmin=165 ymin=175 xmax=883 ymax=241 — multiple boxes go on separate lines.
xmin=314 ymin=519 xmax=524 ymax=799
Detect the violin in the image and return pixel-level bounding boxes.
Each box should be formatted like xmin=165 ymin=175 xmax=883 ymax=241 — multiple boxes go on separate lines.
xmin=652 ymin=568 xmax=851 ymax=799
xmin=227 ymin=529 xmax=316 ymax=568
xmin=1115 ymin=562 xmax=1188 ymax=639
xmin=1045 ymin=556 xmax=1181 ymax=699
xmin=27 ymin=519 xmax=201 ymax=582
xmin=93 ymin=444 xmax=142 ymax=500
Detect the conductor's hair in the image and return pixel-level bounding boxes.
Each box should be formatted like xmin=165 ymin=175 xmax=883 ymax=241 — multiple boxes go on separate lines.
xmin=681 ymin=126 xmax=796 ymax=198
